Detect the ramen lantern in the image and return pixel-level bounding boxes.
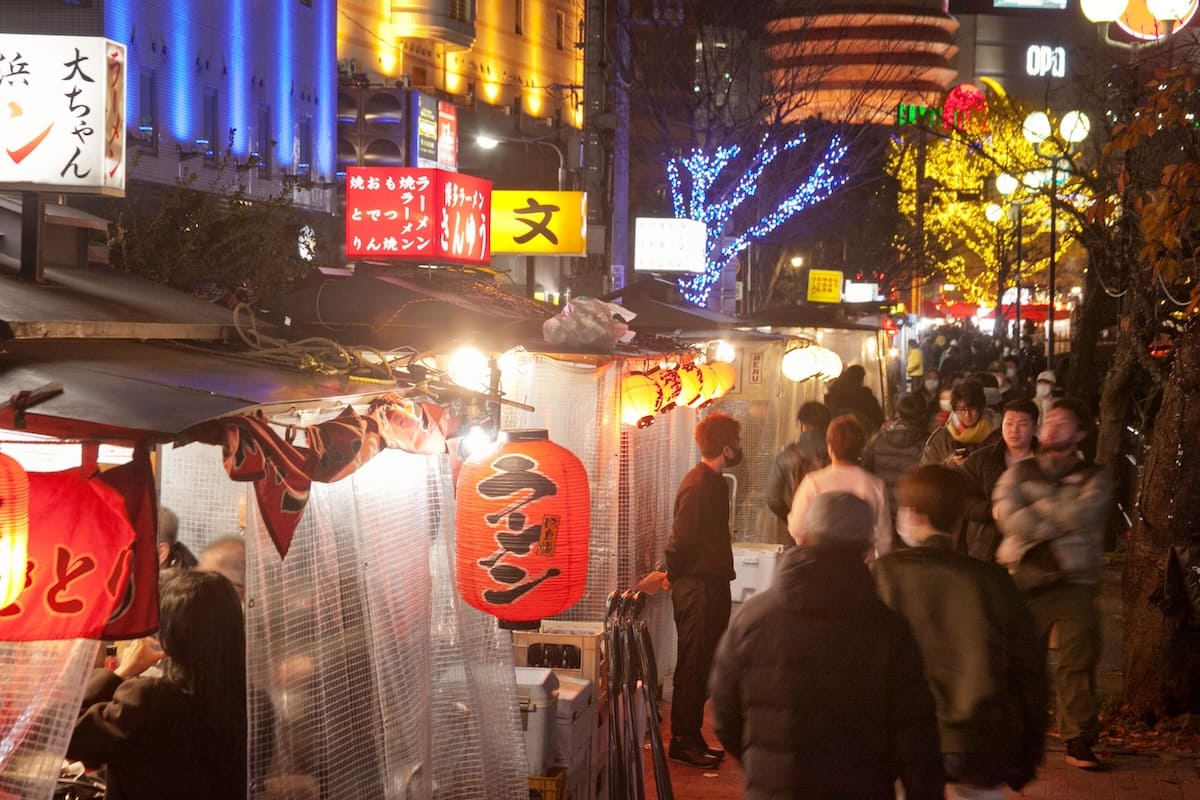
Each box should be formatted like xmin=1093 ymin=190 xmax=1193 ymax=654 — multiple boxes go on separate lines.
xmin=0 ymin=453 xmax=30 ymax=610
xmin=677 ymin=363 xmax=705 ymax=407
xmin=621 ymin=373 xmax=662 ymax=428
xmin=651 ymin=369 xmax=683 ymax=411
xmin=455 ymin=430 xmax=590 ymax=628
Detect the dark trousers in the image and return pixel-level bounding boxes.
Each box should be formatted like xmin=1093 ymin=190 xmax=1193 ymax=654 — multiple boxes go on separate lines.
xmin=1027 ymin=583 xmax=1101 ymax=743
xmin=670 ymin=575 xmax=731 ymax=743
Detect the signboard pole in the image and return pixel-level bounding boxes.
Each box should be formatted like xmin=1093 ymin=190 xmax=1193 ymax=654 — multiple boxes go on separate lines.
xmin=19 ymin=192 xmax=44 ymax=283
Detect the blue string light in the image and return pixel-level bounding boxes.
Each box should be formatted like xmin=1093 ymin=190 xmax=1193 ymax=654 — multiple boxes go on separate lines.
xmin=667 ymin=134 xmax=850 ymax=306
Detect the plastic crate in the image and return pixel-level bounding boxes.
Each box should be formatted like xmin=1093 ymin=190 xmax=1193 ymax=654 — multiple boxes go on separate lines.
xmin=513 ymin=621 xmax=606 ymax=686
xmin=729 ymin=542 xmax=783 ymax=603
xmin=528 ymin=766 xmax=567 ymax=800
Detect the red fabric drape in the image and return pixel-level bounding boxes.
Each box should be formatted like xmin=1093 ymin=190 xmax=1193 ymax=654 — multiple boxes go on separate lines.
xmin=186 ymin=394 xmax=454 ymax=558
xmin=97 ymin=448 xmax=160 ymax=640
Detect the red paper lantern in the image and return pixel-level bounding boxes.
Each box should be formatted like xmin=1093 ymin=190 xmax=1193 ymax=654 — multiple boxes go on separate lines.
xmin=455 ymin=430 xmax=590 ymax=628
xmin=0 ymin=453 xmax=29 ymax=611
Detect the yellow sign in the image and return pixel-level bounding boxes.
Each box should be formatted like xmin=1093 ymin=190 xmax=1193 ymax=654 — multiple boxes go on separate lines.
xmin=807 ymin=269 xmax=844 ymax=304
xmin=491 ymin=190 xmax=587 ymax=255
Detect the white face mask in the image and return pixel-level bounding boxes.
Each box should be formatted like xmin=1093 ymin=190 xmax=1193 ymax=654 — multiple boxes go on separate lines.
xmin=1036 ymin=383 xmax=1052 ymax=398
xmin=924 ymin=379 xmax=939 ymax=393
xmin=939 ymin=396 xmax=953 ymax=412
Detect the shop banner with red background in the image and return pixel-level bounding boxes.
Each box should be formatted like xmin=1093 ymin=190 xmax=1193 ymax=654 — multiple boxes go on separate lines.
xmin=185 ymin=395 xmax=455 ymax=559
xmin=0 ymin=448 xmax=158 ymax=641
xmin=345 ymin=166 xmax=490 ymax=264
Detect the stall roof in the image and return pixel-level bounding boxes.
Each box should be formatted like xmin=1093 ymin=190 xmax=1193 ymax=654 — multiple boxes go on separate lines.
xmin=0 ymin=339 xmax=391 ymax=439
xmin=742 ymin=303 xmax=884 ymax=331
xmin=0 ymin=263 xmax=247 ymax=341
xmin=260 ymin=266 xmax=553 ymax=353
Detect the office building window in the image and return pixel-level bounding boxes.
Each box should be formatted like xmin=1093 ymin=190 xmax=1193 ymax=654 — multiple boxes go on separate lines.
xmin=556 ymin=11 xmax=566 ymax=50
xmin=257 ymin=105 xmax=273 ymax=179
xmin=137 ymin=68 xmax=157 ymax=152
xmin=515 ymin=0 xmax=524 ymax=35
xmin=202 ymin=88 xmax=219 ymax=163
xmin=449 ymin=0 xmax=469 ymax=22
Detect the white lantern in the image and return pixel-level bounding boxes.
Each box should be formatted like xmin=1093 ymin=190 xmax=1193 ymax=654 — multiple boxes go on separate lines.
xmin=1146 ymin=0 xmax=1191 ymax=19
xmin=1060 ymin=111 xmax=1091 ymax=144
xmin=781 ymin=347 xmax=820 ymax=382
xmin=815 ymin=348 xmax=844 ymax=380
xmin=1081 ymin=0 xmax=1128 ymax=21
xmin=1022 ymin=111 xmax=1052 ymax=144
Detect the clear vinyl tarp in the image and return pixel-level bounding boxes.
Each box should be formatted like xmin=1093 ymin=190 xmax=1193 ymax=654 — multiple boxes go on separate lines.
xmin=161 ymin=442 xmax=527 ymax=800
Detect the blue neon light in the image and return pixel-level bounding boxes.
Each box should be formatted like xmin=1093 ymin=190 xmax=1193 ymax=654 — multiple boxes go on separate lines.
xmin=228 ymin=0 xmax=246 ymax=157
xmin=277 ymin=0 xmax=294 ymax=173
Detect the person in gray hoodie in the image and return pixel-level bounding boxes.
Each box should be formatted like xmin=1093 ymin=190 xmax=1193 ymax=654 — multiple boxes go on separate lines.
xmin=994 ymin=398 xmax=1111 ymax=770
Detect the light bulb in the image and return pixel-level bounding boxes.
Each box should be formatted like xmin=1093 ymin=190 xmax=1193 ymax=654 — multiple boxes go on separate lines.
xmin=1023 ymin=112 xmax=1052 ymax=144
xmin=996 ymin=173 xmax=1019 ymax=196
xmin=1060 ymin=110 xmax=1091 ymax=144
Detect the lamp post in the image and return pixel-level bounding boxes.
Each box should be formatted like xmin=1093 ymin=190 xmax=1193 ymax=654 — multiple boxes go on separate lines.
xmin=995 ymin=173 xmax=1031 ymax=346
xmin=476 ymin=134 xmax=567 ymax=190
xmin=1022 ymin=110 xmax=1090 ymax=369
xmin=1081 ymin=0 xmax=1195 ymax=44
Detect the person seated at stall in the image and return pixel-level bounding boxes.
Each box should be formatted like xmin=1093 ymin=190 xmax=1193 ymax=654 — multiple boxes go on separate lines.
xmin=157 ymin=507 xmax=197 ymax=570
xmin=68 ymin=569 xmax=248 ymax=800
xmin=198 ymin=535 xmax=246 ymax=602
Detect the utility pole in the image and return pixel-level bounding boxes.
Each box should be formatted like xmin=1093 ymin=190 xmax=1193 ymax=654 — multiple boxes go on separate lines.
xmin=581 ymin=0 xmax=610 ymax=296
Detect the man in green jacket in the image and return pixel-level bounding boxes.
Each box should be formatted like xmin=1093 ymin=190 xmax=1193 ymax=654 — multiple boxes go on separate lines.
xmin=873 ymin=465 xmax=1048 ymax=799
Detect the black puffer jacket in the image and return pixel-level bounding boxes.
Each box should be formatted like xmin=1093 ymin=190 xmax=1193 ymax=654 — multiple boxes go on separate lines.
xmin=710 ymin=545 xmax=945 ymax=800
xmin=863 ymin=419 xmax=926 ymax=518
xmin=959 ymin=442 xmax=1029 ymax=561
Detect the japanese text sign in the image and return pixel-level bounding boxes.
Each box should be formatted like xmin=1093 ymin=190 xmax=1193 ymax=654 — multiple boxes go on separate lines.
xmin=345 ymin=166 xmax=491 ymax=264
xmin=410 ymin=90 xmax=438 ymax=168
xmin=633 ymin=217 xmax=707 ymax=273
xmin=0 ymin=34 xmax=126 ymax=196
xmin=807 ymin=269 xmax=844 ymax=303
xmin=0 ymin=469 xmax=138 ymax=641
xmin=491 ymin=190 xmax=587 ymax=255
xmin=436 ymin=101 xmax=458 ymax=171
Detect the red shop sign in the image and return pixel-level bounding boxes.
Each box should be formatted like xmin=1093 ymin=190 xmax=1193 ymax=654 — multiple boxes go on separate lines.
xmin=345 ymin=166 xmax=491 ymax=264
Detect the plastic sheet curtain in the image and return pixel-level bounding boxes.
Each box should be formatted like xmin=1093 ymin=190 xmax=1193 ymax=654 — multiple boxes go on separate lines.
xmin=161 ymin=442 xmax=527 ymax=800
xmin=0 ymin=639 xmax=97 ymax=800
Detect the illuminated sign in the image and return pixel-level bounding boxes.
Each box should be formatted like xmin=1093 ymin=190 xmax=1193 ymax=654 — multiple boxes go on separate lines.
xmin=436 ymin=101 xmax=458 ymax=171
xmin=806 ymin=269 xmax=844 ymax=304
xmin=1026 ymin=45 xmax=1066 ymax=78
xmin=0 ymin=34 xmax=126 ymax=196
xmin=410 ymin=90 xmax=439 ymax=168
xmin=345 ymin=166 xmax=491 ymax=264
xmin=633 ymin=217 xmax=707 ymax=273
xmin=843 ymin=282 xmax=879 ymax=303
xmin=897 ymin=84 xmax=988 ymax=135
xmin=491 ymin=190 xmax=587 ymax=255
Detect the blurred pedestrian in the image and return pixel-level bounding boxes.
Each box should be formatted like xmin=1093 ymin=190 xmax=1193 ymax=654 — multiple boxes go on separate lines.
xmin=157 ymin=507 xmax=197 ymax=570
xmin=1032 ymin=370 xmax=1057 ymax=423
xmin=906 ymin=340 xmax=925 ymax=393
xmin=863 ymin=395 xmax=927 ymax=540
xmin=198 ymin=536 xmax=247 ymax=602
xmin=710 ymin=491 xmax=945 ymax=799
xmin=825 ymin=364 xmax=885 ymax=434
xmin=994 ymin=398 xmax=1112 ymax=770
xmin=873 ymin=466 xmax=1047 ymax=799
xmin=665 ymin=412 xmax=742 ymax=769
xmin=765 ymin=402 xmax=832 ymax=545
xmin=789 ymin=415 xmax=892 ymax=558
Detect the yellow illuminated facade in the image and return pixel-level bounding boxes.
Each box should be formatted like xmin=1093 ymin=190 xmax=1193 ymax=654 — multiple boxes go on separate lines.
xmin=337 ymin=0 xmax=583 ymax=127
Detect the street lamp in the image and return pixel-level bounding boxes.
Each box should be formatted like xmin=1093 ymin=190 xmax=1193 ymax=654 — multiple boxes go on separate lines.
xmin=476 ymin=134 xmax=567 ymax=190
xmin=1080 ymin=0 xmax=1195 ymax=44
xmin=994 ymin=175 xmax=1032 ymax=345
xmin=1023 ymin=109 xmax=1089 ymax=369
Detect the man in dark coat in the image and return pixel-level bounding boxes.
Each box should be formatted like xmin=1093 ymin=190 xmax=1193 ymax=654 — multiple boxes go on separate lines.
xmin=873 ymin=465 xmax=1047 ymax=798
xmin=959 ymin=399 xmax=1038 ymax=560
xmin=709 ymin=491 xmax=945 ymax=799
xmin=863 ymin=394 xmax=927 ymax=534
xmin=764 ymin=401 xmax=831 ymax=544
xmin=665 ymin=412 xmax=742 ymax=768
xmin=824 ymin=364 xmax=884 ymax=433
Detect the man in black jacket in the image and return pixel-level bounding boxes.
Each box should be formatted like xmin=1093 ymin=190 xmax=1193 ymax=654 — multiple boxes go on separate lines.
xmin=665 ymin=412 xmax=742 ymax=768
xmin=709 ymin=491 xmax=944 ymax=799
xmin=764 ymin=401 xmax=831 ymax=543
xmin=873 ymin=465 xmax=1047 ymax=799
xmin=959 ymin=399 xmax=1038 ymax=560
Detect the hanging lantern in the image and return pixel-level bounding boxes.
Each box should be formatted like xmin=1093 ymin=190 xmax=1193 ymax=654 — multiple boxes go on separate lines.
xmin=651 ymin=368 xmax=683 ymax=411
xmin=0 ymin=453 xmax=30 ymax=611
xmin=621 ymin=373 xmax=662 ymax=428
xmin=781 ymin=347 xmax=820 ymax=382
xmin=815 ymin=347 xmax=844 ymax=379
xmin=708 ymin=361 xmax=738 ymax=399
xmin=455 ymin=430 xmax=591 ymax=628
xmin=676 ymin=364 xmax=703 ymax=407
xmin=695 ymin=363 xmax=720 ymax=405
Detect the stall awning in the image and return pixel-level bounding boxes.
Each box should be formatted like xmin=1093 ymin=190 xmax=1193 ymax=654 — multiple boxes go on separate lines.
xmin=0 ymin=339 xmax=392 ymax=439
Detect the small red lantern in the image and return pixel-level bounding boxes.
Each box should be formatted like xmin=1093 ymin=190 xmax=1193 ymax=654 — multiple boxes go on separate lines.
xmin=0 ymin=453 xmax=29 ymax=611
xmin=455 ymin=430 xmax=590 ymax=628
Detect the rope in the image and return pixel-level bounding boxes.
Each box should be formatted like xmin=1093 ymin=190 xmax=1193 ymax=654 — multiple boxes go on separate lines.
xmin=1157 ymin=272 xmax=1194 ymax=307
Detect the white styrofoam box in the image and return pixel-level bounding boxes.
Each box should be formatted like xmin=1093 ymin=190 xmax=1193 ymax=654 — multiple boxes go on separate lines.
xmin=512 ymin=620 xmax=606 ymax=687
xmin=516 ymin=666 xmax=560 ymax=777
xmin=552 ymin=675 xmax=596 ymax=777
xmin=729 ymin=542 xmax=784 ymax=603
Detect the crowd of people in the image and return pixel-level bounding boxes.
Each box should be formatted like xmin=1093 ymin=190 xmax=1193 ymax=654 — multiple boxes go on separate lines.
xmin=664 ymin=331 xmax=1112 ymax=798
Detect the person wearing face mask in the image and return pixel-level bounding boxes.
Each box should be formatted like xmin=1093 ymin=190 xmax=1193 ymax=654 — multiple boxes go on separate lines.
xmin=993 ymin=399 xmax=1112 ymax=771
xmin=664 ymin=412 xmax=742 ymax=769
xmin=921 ymin=379 xmax=1001 ymax=467
xmin=1032 ymin=370 xmax=1057 ymax=424
xmin=931 ymin=386 xmax=954 ymax=432
xmin=958 ymin=399 xmax=1039 ymax=561
xmin=914 ymin=369 xmax=942 ymax=427
xmin=788 ymin=414 xmax=892 ymax=559
xmin=872 ymin=466 xmax=1047 ymax=800
xmin=1002 ymin=356 xmax=1030 ymax=403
